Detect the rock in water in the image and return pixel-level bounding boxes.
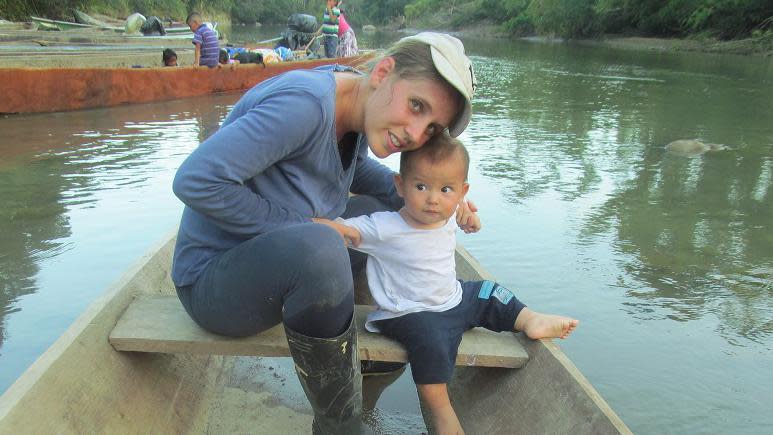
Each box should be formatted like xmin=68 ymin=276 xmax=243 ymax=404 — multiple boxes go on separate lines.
xmin=665 ymin=139 xmax=725 ymax=156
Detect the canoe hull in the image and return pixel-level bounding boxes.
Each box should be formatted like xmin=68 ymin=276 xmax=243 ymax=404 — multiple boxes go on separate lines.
xmin=0 ymin=234 xmax=224 ymax=433
xmin=0 ymin=54 xmax=373 ymax=114
xmin=0 ymin=233 xmax=630 ymax=434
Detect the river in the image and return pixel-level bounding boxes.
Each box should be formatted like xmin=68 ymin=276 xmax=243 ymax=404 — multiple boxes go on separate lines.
xmin=0 ymin=26 xmax=771 ymax=434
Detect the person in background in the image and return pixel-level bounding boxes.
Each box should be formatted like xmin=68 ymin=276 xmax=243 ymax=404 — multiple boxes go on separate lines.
xmin=336 ymin=2 xmax=359 ymax=57
xmin=162 ymin=48 xmax=178 ymax=67
xmin=321 ymin=0 xmax=340 ymax=58
xmin=218 ymin=48 xmax=239 ymax=66
xmin=186 ymin=12 xmax=219 ymax=67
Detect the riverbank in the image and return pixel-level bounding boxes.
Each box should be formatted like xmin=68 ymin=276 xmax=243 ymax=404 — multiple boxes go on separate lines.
xmin=395 ymin=21 xmax=773 ymax=57
xmin=575 ymin=34 xmax=773 ymax=57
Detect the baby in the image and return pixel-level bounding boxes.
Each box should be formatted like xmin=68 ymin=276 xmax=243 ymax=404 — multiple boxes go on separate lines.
xmin=336 ymin=132 xmax=579 ymax=434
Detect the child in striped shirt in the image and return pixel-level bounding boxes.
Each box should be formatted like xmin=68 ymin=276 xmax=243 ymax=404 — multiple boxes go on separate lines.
xmin=321 ymin=0 xmax=341 ymax=58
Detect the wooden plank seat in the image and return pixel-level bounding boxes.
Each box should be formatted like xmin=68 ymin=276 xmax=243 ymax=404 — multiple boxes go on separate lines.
xmin=109 ymin=295 xmax=529 ymax=368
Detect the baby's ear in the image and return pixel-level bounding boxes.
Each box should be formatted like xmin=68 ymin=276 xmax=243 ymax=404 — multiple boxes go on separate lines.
xmin=393 ymin=173 xmax=404 ymax=197
xmin=462 ymin=182 xmax=470 ymax=197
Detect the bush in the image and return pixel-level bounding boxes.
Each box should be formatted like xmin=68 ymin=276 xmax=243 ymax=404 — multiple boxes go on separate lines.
xmin=503 ymin=11 xmax=534 ymax=35
xmin=526 ymin=0 xmax=599 ymax=38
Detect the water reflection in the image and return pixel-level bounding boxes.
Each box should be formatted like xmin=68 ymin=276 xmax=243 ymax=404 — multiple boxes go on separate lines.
xmin=464 ymin=37 xmax=773 ymax=344
xmin=0 ymin=157 xmax=70 ymax=350
xmin=0 ymin=94 xmax=235 ymax=388
xmin=587 ymin=147 xmax=773 ymax=344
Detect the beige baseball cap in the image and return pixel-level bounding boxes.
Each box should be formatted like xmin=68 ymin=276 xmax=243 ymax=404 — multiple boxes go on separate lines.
xmin=400 ymin=32 xmax=476 ymax=137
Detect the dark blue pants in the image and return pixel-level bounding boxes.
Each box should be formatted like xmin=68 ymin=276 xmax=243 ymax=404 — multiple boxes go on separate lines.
xmin=176 ymin=196 xmax=389 ymax=339
xmin=374 ymin=280 xmax=526 ymax=384
xmin=323 ymin=35 xmax=339 ymax=58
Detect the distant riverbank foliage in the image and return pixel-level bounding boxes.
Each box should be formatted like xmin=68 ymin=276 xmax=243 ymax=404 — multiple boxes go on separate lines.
xmin=0 ymin=1 xmax=230 ymax=22
xmin=404 ymin=0 xmax=773 ymax=39
xmin=0 ymin=0 xmax=336 ymax=26
xmin=2 ymin=0 xmax=770 ymax=40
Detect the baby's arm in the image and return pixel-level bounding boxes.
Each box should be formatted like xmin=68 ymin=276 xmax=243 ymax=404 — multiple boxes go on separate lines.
xmin=456 ymin=199 xmax=481 ymax=234
xmin=312 ymin=218 xmax=361 ymax=247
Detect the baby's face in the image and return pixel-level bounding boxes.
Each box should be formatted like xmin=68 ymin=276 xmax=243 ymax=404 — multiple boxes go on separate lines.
xmin=395 ymin=154 xmax=469 ymax=229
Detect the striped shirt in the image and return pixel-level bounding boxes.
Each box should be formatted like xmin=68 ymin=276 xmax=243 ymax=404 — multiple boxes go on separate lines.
xmin=192 ymin=24 xmax=219 ymax=67
xmin=322 ymin=7 xmax=340 ymax=36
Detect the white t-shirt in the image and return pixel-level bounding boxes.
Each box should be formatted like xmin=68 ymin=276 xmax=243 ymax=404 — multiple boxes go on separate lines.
xmin=342 ymin=211 xmax=463 ymax=332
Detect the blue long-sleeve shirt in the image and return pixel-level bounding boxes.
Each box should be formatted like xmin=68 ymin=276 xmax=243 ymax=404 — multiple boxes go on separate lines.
xmin=171 ymin=65 xmax=401 ymax=287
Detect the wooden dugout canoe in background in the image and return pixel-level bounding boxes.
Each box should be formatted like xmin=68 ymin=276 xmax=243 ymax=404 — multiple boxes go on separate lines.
xmin=0 ymin=53 xmax=374 ymax=115
xmin=0 ymin=231 xmax=631 ymax=434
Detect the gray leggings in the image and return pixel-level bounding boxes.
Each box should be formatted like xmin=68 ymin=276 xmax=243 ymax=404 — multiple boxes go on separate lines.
xmin=176 ymin=196 xmax=387 ymax=338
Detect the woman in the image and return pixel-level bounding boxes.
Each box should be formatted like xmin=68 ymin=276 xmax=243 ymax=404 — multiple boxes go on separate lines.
xmin=336 ymin=2 xmax=359 ymax=57
xmin=172 ymin=32 xmax=476 ymax=434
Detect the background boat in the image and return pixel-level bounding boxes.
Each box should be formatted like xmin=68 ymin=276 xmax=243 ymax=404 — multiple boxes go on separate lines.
xmin=0 ymin=52 xmax=374 ymax=114
xmin=30 ymin=16 xmax=122 ymax=32
xmin=30 ymin=15 xmax=199 ymax=35
xmin=0 ymin=232 xmax=630 ymax=434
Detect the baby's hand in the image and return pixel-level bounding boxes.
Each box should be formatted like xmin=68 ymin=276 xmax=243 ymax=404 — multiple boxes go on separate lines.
xmin=456 ymin=199 xmax=481 ymax=233
xmin=312 ymin=218 xmax=362 ymax=247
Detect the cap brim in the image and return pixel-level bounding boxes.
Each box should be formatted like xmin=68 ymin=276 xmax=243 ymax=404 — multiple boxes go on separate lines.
xmin=429 ymin=46 xmax=472 ymax=137
xmin=449 ymin=100 xmax=471 ymax=137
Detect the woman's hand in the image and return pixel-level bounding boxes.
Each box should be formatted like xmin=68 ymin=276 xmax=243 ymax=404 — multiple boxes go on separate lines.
xmin=312 ymin=218 xmax=361 ymax=247
xmin=456 ymin=199 xmax=481 ymax=234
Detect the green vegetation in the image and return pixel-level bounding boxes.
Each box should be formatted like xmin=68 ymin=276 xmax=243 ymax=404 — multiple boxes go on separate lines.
xmin=1 ymin=0 xmax=770 ymax=41
xmin=0 ymin=1 xmax=228 ymax=22
xmin=403 ymin=0 xmax=772 ymax=39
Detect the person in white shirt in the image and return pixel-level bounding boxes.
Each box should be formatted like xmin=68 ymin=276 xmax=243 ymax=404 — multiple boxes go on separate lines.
xmin=321 ymin=133 xmax=579 ymax=434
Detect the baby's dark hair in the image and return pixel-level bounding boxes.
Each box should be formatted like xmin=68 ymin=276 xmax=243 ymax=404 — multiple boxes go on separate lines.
xmin=219 ymin=48 xmax=229 ymax=64
xmin=162 ymin=48 xmax=177 ymax=64
xmin=400 ymin=133 xmax=470 ymax=180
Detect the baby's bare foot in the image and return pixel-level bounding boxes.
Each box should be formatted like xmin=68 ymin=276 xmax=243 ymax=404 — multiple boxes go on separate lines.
xmin=517 ymin=309 xmax=579 ymax=340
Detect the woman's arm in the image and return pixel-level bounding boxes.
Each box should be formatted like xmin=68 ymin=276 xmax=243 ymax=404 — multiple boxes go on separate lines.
xmin=173 ymin=90 xmax=324 ymax=236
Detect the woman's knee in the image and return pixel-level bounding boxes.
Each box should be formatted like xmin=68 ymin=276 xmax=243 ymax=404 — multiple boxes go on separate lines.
xmin=300 ymin=224 xmax=350 ymax=268
xmin=293 ymin=224 xmax=353 ymax=301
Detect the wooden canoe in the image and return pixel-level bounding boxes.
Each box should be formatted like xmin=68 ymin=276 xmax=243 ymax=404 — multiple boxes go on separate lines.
xmin=72 ymin=10 xmax=193 ymax=34
xmin=32 ymin=15 xmax=195 ymax=34
xmin=73 ymin=10 xmax=118 ymax=28
xmin=31 ymin=16 xmax=113 ymax=31
xmin=0 ymin=232 xmax=631 ymax=434
xmin=0 ymin=53 xmax=374 ymax=114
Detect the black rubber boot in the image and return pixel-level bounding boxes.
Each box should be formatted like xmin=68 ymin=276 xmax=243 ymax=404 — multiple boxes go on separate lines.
xmin=285 ymin=318 xmax=370 ymax=435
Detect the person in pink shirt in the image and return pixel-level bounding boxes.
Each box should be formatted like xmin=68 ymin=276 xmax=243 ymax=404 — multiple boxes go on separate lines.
xmin=336 ymin=2 xmax=359 ymax=57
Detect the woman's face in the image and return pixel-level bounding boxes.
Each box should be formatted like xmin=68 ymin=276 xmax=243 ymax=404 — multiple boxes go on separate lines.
xmin=364 ymin=74 xmax=459 ymax=159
